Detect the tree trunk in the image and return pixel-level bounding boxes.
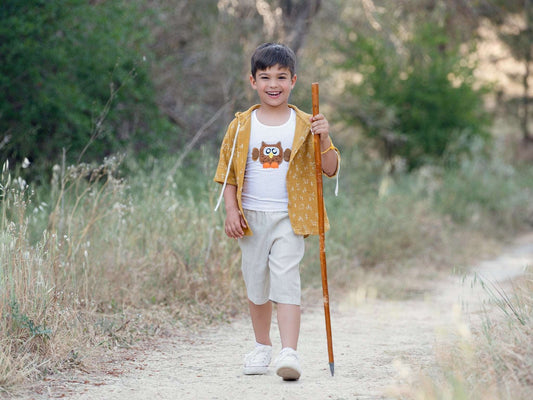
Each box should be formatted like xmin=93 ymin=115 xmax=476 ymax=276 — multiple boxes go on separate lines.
xmin=273 ymin=0 xmax=321 ymax=53
xmin=523 ymin=54 xmax=532 ymax=141
xmin=523 ymin=0 xmax=533 ymax=141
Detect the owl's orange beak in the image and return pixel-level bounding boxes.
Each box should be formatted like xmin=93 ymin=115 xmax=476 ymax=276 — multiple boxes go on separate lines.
xmin=268 ymin=153 xmax=273 ymax=159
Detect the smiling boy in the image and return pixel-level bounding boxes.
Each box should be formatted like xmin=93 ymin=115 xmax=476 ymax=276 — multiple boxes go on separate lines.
xmin=214 ymin=43 xmax=339 ymax=381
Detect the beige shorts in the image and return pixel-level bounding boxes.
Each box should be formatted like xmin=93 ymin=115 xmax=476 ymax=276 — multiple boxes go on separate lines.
xmin=238 ymin=210 xmax=305 ymax=305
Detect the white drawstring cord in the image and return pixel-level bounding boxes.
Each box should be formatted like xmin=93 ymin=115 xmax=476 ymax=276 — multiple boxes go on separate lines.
xmin=214 ymin=122 xmax=240 ymax=211
xmin=334 ymin=151 xmax=340 ymax=196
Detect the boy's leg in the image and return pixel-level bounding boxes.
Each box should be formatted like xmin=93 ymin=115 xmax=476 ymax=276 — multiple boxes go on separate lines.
xmin=266 ymin=213 xmax=304 ymax=350
xmin=249 ymin=300 xmax=273 ymax=346
xmin=243 ymin=300 xmax=273 ymax=375
xmin=238 ymin=210 xmax=277 ymax=375
xmin=277 ymin=303 xmax=300 ymax=350
xmin=275 ymin=303 xmax=302 ymax=381
xmin=239 ymin=211 xmax=272 ymax=345
xmin=266 ymin=212 xmax=304 ymax=380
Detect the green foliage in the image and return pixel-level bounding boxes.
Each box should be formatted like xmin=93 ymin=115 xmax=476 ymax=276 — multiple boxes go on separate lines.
xmin=433 ymin=151 xmax=533 ymax=230
xmin=337 ymin=21 xmax=490 ymax=169
xmin=0 ymin=0 xmax=174 ymax=177
xmin=7 ymin=300 xmax=52 ymax=339
xmin=317 ymin=143 xmax=533 ymax=273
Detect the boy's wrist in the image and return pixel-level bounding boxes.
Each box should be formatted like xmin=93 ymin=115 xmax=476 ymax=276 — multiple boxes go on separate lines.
xmin=225 ymin=205 xmax=240 ymax=215
xmin=320 ymin=136 xmax=332 ymax=149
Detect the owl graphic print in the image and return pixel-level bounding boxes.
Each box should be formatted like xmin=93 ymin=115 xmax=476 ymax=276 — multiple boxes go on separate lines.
xmin=241 ymin=109 xmax=296 ymax=211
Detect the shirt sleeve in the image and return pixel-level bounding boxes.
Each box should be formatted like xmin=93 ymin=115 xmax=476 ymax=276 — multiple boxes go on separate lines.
xmin=214 ymin=119 xmax=238 ymax=186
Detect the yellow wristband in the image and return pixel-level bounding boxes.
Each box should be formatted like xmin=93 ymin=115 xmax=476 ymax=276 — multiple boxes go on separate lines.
xmin=321 ymin=142 xmax=335 ymax=155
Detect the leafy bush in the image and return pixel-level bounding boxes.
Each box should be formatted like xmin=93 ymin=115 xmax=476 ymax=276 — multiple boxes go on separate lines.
xmin=0 ymin=0 xmax=174 ymax=177
xmin=337 ymin=21 xmax=490 ymax=169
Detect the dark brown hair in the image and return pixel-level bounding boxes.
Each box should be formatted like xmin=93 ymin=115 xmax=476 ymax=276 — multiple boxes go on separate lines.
xmin=251 ymin=43 xmax=296 ymax=78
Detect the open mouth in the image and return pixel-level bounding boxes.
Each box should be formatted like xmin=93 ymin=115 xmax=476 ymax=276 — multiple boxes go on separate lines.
xmin=267 ymin=91 xmax=281 ymax=97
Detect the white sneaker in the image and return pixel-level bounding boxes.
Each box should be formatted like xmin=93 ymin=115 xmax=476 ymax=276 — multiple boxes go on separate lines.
xmin=243 ymin=344 xmax=272 ymax=375
xmin=275 ymin=348 xmax=302 ymax=381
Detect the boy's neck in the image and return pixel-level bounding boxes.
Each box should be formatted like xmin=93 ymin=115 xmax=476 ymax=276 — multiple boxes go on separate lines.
xmin=255 ymin=105 xmax=291 ymax=126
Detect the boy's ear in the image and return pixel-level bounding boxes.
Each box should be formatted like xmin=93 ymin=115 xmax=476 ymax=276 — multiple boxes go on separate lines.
xmin=249 ymin=74 xmax=257 ymax=89
xmin=291 ymin=74 xmax=297 ymax=88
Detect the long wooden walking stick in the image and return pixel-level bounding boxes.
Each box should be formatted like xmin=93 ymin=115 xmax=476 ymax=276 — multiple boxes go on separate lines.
xmin=312 ymin=82 xmax=334 ymax=376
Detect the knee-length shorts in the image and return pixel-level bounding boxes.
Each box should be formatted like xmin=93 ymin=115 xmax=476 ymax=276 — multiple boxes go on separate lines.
xmin=238 ymin=210 xmax=305 ymax=305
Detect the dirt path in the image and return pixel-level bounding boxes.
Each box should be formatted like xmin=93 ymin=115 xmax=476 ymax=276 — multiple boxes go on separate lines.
xmin=21 ymin=233 xmax=533 ymax=400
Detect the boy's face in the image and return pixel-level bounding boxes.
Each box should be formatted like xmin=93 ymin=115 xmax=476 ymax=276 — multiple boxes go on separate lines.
xmin=250 ymin=64 xmax=297 ymax=109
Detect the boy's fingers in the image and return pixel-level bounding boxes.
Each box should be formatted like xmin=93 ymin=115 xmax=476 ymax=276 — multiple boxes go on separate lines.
xmin=225 ymin=222 xmax=237 ymax=238
xmin=225 ymin=225 xmax=232 ymax=237
xmin=229 ymin=221 xmax=244 ymax=238
xmin=227 ymin=229 xmax=241 ymax=239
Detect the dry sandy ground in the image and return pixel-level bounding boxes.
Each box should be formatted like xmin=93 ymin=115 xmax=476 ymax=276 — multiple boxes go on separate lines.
xmin=16 ymin=233 xmax=533 ymax=400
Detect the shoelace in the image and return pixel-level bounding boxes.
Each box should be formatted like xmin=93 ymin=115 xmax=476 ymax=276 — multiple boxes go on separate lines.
xmin=279 ymin=348 xmax=297 ymax=357
xmin=246 ymin=347 xmax=271 ymax=365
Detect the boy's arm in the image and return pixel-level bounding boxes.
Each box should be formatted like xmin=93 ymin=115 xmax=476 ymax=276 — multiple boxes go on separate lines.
xmin=320 ymin=139 xmax=339 ymax=177
xmin=223 ymin=184 xmax=247 ymax=239
xmin=310 ymin=114 xmax=339 ymax=177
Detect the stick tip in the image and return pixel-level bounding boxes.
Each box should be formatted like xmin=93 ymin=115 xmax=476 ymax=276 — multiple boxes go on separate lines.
xmin=329 ymin=362 xmax=334 ymax=376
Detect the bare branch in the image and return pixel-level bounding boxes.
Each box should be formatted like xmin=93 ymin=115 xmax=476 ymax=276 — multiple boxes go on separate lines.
xmin=169 ymin=101 xmax=231 ymax=175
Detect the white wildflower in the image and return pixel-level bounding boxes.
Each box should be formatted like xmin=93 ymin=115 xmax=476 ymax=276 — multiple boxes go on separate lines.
xmin=16 ymin=176 xmax=27 ymax=190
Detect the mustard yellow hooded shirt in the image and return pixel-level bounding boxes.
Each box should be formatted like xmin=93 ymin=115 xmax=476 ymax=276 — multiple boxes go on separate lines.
xmin=214 ymin=104 xmax=339 ymax=236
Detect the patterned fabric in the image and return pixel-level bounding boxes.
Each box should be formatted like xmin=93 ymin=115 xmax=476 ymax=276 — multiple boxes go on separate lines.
xmin=214 ymin=104 xmax=339 ymax=236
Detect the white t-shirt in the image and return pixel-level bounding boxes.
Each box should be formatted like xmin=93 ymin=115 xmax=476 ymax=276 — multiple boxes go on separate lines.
xmin=241 ymin=109 xmax=296 ymax=211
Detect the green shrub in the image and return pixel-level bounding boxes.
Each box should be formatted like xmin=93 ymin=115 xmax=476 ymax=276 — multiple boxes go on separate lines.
xmin=336 ymin=21 xmax=490 ymax=169
xmin=0 ymin=0 xmax=174 ymax=178
xmin=433 ymin=154 xmax=533 ymax=232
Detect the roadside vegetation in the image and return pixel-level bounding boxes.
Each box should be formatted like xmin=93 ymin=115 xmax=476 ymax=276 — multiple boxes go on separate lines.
xmin=1 ymin=140 xmax=532 ymax=393
xmin=406 ymin=272 xmax=533 ymax=400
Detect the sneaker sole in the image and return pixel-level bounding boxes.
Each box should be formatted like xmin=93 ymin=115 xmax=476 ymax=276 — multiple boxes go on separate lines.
xmin=243 ymin=366 xmax=269 ymax=375
xmin=276 ymin=366 xmax=301 ymax=381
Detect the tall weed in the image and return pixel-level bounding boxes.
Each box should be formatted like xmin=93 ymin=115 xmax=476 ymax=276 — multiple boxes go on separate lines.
xmin=433 ymin=155 xmax=533 ymax=233
xmin=408 ymin=273 xmax=533 ymax=400
xmin=0 ymin=155 xmax=242 ymax=392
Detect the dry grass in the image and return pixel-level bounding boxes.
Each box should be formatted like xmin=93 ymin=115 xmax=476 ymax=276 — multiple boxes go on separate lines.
xmin=403 ymin=273 xmax=533 ymax=400
xmin=0 ymin=148 xmax=531 ymax=394
xmin=0 ymin=156 xmax=245 ymax=394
